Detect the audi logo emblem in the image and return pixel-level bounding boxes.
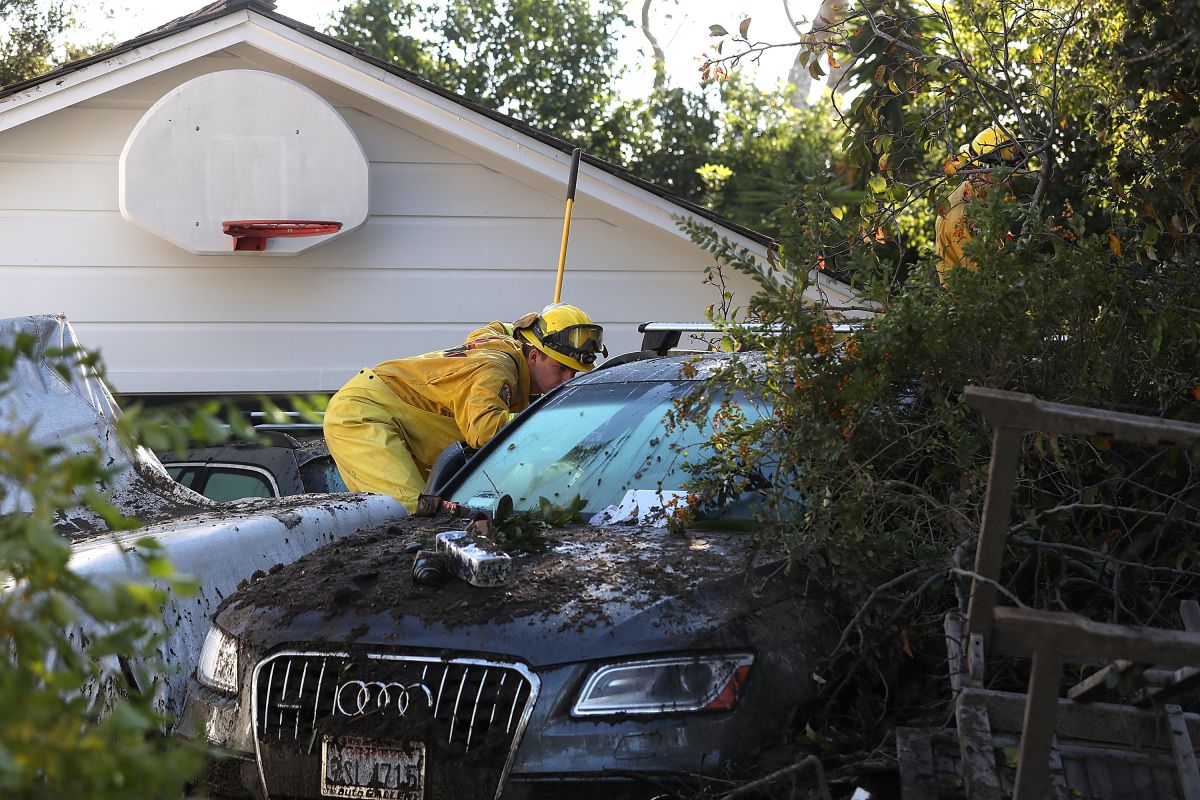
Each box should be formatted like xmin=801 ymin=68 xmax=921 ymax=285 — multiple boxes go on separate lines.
xmin=334 ymin=680 xmax=434 ymax=717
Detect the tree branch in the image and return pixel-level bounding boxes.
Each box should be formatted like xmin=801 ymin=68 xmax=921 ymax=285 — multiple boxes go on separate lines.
xmin=640 ymin=0 xmax=666 ymax=92
xmin=830 ymin=561 xmax=948 ymax=658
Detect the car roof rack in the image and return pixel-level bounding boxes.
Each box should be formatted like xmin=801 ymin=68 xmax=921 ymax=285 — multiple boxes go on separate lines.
xmin=247 ymin=411 xmax=323 ymax=435
xmin=637 ymin=321 xmax=861 ymax=356
xmin=637 ymin=322 xmax=720 ymax=355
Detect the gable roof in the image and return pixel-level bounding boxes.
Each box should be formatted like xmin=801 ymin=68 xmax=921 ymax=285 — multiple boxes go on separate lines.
xmin=0 ymin=0 xmax=859 ymax=304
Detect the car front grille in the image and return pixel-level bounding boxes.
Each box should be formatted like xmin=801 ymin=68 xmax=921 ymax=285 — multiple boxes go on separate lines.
xmin=251 ymin=650 xmax=539 ymax=800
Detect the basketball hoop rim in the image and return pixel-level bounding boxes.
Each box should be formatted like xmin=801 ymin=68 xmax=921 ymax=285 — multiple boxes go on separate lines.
xmin=222 ymin=219 xmax=344 ymax=251
xmin=222 ymin=220 xmax=343 ymax=238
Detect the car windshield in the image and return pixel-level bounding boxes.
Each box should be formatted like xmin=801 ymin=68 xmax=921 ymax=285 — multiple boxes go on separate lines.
xmin=449 ymin=380 xmax=768 ymax=518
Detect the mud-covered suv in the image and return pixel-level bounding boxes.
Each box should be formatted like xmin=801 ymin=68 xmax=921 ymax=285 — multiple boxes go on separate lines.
xmin=179 ymin=346 xmax=827 ymax=799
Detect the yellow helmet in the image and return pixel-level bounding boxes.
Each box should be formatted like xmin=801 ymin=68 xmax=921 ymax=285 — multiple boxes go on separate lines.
xmin=512 ymin=303 xmax=606 ymax=372
xmin=958 ymin=125 xmax=1020 ymax=165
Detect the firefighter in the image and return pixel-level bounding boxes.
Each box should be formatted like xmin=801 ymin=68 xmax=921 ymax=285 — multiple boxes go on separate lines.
xmin=934 ymin=125 xmax=1021 ymax=283
xmin=323 ymin=303 xmax=605 ymax=511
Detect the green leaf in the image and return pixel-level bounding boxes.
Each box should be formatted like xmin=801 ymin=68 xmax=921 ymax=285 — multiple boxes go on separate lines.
xmin=260 ymin=397 xmax=291 ymax=425
xmin=121 ymin=581 xmax=169 ymax=611
xmin=144 ymin=556 xmax=174 ymax=579
xmin=141 ymin=426 xmax=173 ymax=453
xmin=709 ymin=24 xmax=729 ymax=36
xmin=44 ymin=592 xmax=78 ymax=627
xmin=27 ymin=522 xmax=71 ymax=567
xmin=227 ymin=411 xmax=258 ymax=443
xmin=170 ymin=574 xmax=201 ymax=597
xmin=85 ymin=490 xmax=141 ymax=531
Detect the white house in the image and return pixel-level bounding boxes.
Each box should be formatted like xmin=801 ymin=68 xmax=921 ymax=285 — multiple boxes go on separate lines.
xmin=0 ymin=0 xmax=856 ymax=399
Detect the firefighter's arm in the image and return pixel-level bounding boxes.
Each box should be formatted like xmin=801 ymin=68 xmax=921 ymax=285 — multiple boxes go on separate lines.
xmin=453 ymin=357 xmax=521 ymax=449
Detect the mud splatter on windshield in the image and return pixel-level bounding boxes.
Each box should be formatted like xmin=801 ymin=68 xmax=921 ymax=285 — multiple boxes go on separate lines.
xmin=452 ymin=381 xmax=765 ymax=516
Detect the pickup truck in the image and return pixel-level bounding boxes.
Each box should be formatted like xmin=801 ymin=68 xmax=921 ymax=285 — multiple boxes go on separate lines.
xmin=0 ymin=314 xmax=407 ymax=718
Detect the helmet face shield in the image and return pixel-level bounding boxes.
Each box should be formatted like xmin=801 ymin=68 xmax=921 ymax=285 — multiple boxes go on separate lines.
xmin=540 ymin=323 xmax=606 ymax=367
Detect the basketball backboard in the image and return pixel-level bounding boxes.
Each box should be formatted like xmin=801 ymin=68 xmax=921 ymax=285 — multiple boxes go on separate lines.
xmin=120 ymin=69 xmax=369 ymax=255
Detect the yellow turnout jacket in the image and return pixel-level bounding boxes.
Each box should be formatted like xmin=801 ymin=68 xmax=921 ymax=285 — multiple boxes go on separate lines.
xmin=323 ymin=322 xmax=531 ymax=509
xmin=934 ymin=180 xmax=978 ymax=283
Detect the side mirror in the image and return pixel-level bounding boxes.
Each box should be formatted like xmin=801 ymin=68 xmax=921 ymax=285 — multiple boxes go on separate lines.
xmin=425 ymin=441 xmax=475 ymax=497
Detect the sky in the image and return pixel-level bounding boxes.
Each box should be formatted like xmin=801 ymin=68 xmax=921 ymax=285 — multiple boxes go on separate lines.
xmin=70 ymin=0 xmax=821 ymax=99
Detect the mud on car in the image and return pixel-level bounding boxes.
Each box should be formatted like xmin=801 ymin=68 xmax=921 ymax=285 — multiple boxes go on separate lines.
xmin=0 ymin=314 xmax=406 ymax=720
xmin=179 ymin=347 xmax=829 ymax=800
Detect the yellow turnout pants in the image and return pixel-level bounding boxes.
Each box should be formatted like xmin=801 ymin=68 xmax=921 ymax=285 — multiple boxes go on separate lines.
xmin=323 ymin=368 xmax=461 ymax=511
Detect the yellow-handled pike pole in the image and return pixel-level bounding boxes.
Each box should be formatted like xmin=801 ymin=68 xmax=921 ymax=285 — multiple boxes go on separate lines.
xmin=553 ymin=148 xmax=581 ymax=304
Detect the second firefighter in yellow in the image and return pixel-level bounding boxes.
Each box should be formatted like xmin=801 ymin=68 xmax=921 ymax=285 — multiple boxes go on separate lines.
xmin=323 ymin=304 xmax=605 ymax=511
xmin=934 ymin=125 xmax=1022 ymax=283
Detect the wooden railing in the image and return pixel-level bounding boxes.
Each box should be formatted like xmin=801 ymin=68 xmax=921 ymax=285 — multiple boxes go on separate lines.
xmin=954 ymin=386 xmax=1200 ymax=800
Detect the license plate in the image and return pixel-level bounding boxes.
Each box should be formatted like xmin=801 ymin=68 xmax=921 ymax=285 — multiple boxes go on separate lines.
xmin=320 ymin=738 xmax=425 ymax=799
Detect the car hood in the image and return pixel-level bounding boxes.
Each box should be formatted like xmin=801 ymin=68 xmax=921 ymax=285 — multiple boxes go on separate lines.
xmin=216 ymin=517 xmax=796 ymax=667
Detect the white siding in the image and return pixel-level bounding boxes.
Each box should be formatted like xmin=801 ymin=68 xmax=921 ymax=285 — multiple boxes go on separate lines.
xmin=0 ymin=53 xmax=767 ymax=396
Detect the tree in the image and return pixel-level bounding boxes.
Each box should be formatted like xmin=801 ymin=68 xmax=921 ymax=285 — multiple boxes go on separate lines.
xmin=703 ymin=75 xmax=851 ymax=233
xmin=623 ymin=85 xmax=720 ymax=198
xmin=327 ymin=0 xmax=851 ymax=229
xmin=0 ymin=0 xmax=70 ymax=85
xmin=1109 ymin=0 xmax=1200 ymax=272
xmin=0 ymin=1 xmax=115 ymax=87
xmin=680 ymin=0 xmax=1200 ymax=753
xmin=330 ymin=0 xmax=632 ymax=162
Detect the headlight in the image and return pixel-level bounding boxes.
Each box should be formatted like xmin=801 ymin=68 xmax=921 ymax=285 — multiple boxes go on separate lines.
xmin=572 ymin=654 xmax=753 ymax=716
xmin=196 ymin=624 xmax=239 ymax=694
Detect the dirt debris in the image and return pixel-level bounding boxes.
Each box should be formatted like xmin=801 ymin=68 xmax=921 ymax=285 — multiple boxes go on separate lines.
xmin=223 ymin=516 xmax=761 ymax=631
